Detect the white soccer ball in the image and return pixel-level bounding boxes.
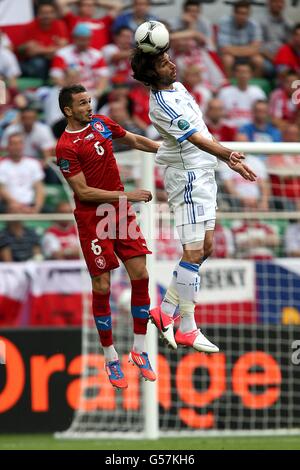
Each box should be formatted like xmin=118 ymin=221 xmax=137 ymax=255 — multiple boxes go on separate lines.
xmin=135 ymin=21 xmax=170 ymax=54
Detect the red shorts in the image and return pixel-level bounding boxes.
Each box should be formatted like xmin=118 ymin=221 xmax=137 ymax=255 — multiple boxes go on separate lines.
xmin=74 ymin=203 xmax=151 ymax=276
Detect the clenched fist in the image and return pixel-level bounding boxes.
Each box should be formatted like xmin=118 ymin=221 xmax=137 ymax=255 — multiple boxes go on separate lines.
xmin=125 ymin=189 xmax=153 ymax=203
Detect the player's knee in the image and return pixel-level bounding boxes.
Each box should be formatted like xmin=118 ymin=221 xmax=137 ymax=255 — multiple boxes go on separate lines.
xmin=130 ymin=267 xmax=149 ymax=281
xmin=182 ymin=249 xmax=204 ymax=265
xmin=92 ymin=276 xmax=110 ymax=295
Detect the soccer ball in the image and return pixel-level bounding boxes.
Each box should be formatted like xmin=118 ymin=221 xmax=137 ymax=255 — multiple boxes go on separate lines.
xmin=135 ymin=21 xmax=170 ymax=54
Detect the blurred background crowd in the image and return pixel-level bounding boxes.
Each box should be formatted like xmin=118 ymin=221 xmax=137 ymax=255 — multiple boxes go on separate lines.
xmin=0 ymin=0 xmax=300 ymax=264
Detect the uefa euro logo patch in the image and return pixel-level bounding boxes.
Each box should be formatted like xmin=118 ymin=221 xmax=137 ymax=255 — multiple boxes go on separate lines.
xmin=178 ymin=119 xmax=190 ymax=131
xmin=59 ymin=159 xmax=70 ymax=173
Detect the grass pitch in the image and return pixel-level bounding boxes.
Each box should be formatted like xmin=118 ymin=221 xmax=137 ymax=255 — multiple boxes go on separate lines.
xmin=0 ymin=434 xmax=299 ymax=450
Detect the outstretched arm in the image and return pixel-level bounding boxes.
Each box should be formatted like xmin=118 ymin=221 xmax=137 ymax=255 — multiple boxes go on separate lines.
xmin=116 ymin=131 xmax=160 ymax=154
xmin=189 ymin=131 xmax=239 ymax=162
xmin=188 ymin=132 xmax=257 ymax=181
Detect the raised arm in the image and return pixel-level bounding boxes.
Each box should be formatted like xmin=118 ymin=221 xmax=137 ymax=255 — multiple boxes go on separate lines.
xmin=188 ymin=131 xmax=257 ymax=181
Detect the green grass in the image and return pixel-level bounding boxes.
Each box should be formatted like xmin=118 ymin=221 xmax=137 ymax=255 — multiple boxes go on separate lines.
xmin=0 ymin=435 xmax=299 ymax=450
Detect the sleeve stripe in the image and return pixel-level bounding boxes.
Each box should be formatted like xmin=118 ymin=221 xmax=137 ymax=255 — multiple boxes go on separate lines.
xmin=154 ymin=92 xmax=179 ymax=120
xmin=177 ymin=128 xmax=198 ymax=143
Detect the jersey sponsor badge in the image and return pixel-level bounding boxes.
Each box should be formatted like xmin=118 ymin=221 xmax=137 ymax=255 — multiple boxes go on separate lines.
xmin=85 ymin=133 xmax=95 ymax=141
xmin=178 ymin=119 xmax=190 ymax=131
xmin=59 ymin=159 xmax=70 ymax=173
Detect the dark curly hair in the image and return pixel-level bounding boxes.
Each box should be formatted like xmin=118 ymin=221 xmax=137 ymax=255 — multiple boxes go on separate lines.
xmin=131 ymin=48 xmax=165 ymax=87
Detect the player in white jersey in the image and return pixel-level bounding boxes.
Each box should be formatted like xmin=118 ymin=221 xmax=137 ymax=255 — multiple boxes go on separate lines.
xmin=131 ymin=49 xmax=257 ymax=353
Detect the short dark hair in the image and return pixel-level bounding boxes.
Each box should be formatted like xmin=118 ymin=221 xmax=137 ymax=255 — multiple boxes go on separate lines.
xmin=7 ymin=132 xmax=25 ymax=142
xmin=59 ymin=84 xmax=87 ymax=116
xmin=183 ymin=0 xmax=201 ymax=11
xmin=131 ymin=49 xmax=164 ymax=87
xmin=292 ymin=23 xmax=300 ymax=34
xmin=37 ymin=0 xmax=57 ymax=11
xmin=20 ymin=107 xmax=37 ymax=114
xmin=233 ymin=1 xmax=251 ymax=11
xmin=233 ymin=61 xmax=253 ymax=72
xmin=114 ymin=26 xmax=132 ymax=36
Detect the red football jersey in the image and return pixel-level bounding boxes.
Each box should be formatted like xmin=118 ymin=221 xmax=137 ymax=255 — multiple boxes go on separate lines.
xmin=23 ymin=19 xmax=69 ymax=47
xmin=56 ymin=115 xmax=126 ymax=210
xmin=63 ymin=12 xmax=113 ymax=49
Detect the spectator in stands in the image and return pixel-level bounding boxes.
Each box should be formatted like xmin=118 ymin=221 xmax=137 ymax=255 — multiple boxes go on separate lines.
xmin=42 ymin=201 xmax=80 ymax=259
xmin=0 ymin=34 xmax=21 ymax=94
xmin=269 ymin=70 xmax=300 ymax=131
xmin=260 ymin=0 xmax=292 ymax=64
xmin=170 ymin=0 xmax=214 ymax=50
xmin=205 ymin=98 xmax=237 ymax=142
xmin=112 ymin=0 xmax=158 ymax=33
xmin=232 ymin=219 xmax=280 ymax=260
xmin=129 ymin=83 xmax=159 ymax=139
xmin=274 ymin=23 xmax=300 ymax=75
xmin=238 ymin=100 xmax=282 ymax=145
xmin=217 ymin=0 xmax=264 ymax=77
xmin=211 ymin=223 xmax=235 ymax=259
xmin=218 ymin=62 xmax=266 ymax=127
xmin=57 ymin=0 xmax=122 ymax=50
xmin=108 ymin=98 xmax=145 ymax=152
xmin=40 ymin=68 xmax=81 ymax=138
xmin=19 ymin=1 xmax=69 ymax=80
xmin=267 ymin=124 xmax=300 ymax=210
xmin=219 ymin=134 xmax=270 ymax=211
xmin=171 ymin=33 xmax=227 ymax=92
xmin=1 ymin=107 xmax=56 ymax=167
xmin=284 ymin=220 xmax=300 ymax=257
xmin=0 ymin=221 xmax=42 ymax=262
xmin=181 ymin=64 xmax=212 ymax=113
xmin=50 ymin=23 xmax=109 ymax=104
xmin=102 ymin=26 xmax=134 ymax=85
xmin=0 ymin=133 xmax=45 ymax=214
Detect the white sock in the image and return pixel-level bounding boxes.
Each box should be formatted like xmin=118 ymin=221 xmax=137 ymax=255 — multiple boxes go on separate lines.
xmin=133 ymin=334 xmax=146 ymax=353
xmin=179 ymin=299 xmax=197 ymax=332
xmin=103 ymin=345 xmax=118 ymax=362
xmin=176 ymin=261 xmax=201 ymax=303
xmin=177 ymin=261 xmax=200 ymax=333
xmin=161 ymin=264 xmax=179 ymax=318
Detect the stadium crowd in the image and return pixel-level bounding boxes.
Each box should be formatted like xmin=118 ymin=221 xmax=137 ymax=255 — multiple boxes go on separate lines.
xmin=0 ymin=0 xmax=300 ymax=263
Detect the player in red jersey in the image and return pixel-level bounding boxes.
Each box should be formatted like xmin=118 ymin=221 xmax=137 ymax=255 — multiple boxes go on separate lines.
xmin=56 ymin=84 xmax=159 ymax=388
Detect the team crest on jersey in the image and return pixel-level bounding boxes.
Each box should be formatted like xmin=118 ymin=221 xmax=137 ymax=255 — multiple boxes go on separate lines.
xmin=95 ymin=255 xmax=106 ymax=269
xmin=93 ymin=121 xmax=104 ymax=133
xmin=178 ymin=119 xmax=190 ymax=131
xmin=85 ymin=133 xmax=95 ymax=141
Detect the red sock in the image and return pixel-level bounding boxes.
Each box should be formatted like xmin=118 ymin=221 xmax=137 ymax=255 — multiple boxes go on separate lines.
xmin=131 ymin=278 xmax=150 ymax=335
xmin=92 ymin=291 xmax=113 ymax=347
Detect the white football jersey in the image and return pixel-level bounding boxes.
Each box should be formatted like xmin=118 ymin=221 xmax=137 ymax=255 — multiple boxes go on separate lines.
xmin=149 ymin=82 xmax=218 ymax=170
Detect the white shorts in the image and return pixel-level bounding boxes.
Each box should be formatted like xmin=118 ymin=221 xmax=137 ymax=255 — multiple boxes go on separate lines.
xmin=164 ymin=167 xmax=217 ymax=244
